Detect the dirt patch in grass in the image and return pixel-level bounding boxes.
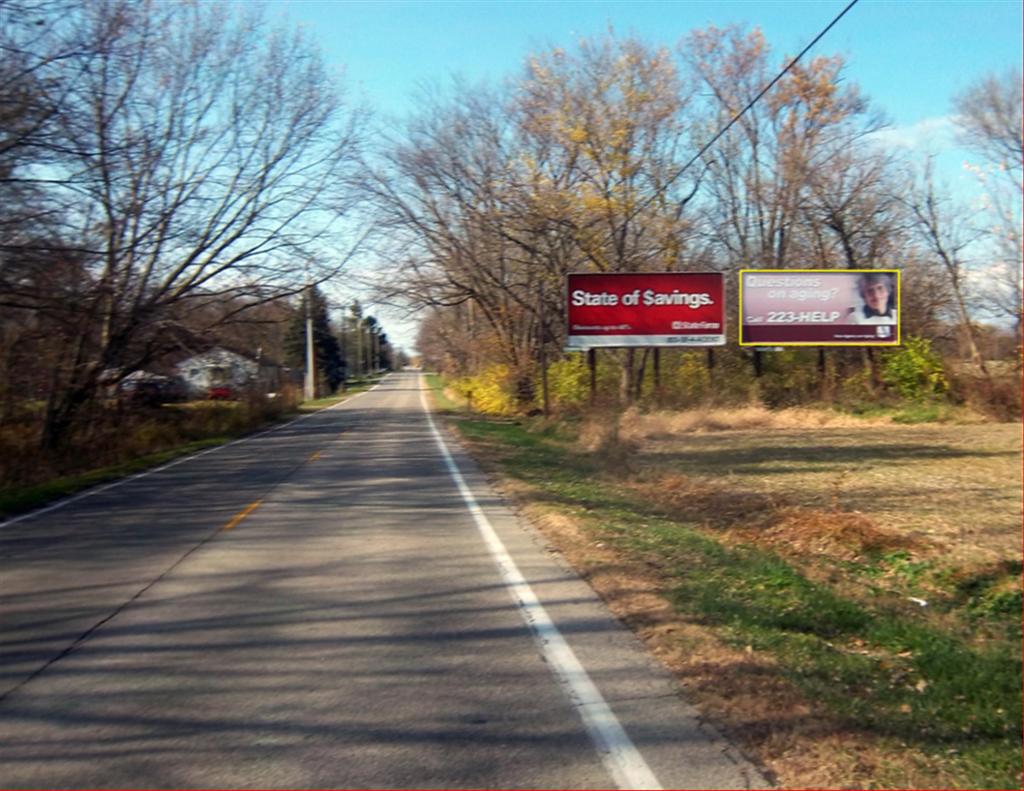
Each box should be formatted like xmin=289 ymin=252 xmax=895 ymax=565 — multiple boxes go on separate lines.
xmin=625 ymin=472 xmax=916 ymax=562
xmin=627 ymin=422 xmax=1022 ymax=566
xmin=450 ymin=409 xmax=1022 ymax=789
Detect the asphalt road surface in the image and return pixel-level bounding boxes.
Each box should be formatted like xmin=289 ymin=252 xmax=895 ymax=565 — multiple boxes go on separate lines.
xmin=0 ymin=372 xmax=768 ymax=790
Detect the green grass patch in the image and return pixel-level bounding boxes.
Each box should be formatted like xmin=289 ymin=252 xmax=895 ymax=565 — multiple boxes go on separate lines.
xmin=439 ymin=410 xmax=1023 ymax=789
xmin=890 ymin=402 xmax=956 ymax=424
xmin=661 ymin=540 xmax=1020 ymax=744
xmin=844 ymin=400 xmax=977 ymax=424
xmin=298 ymin=393 xmax=350 ymax=412
xmin=0 ymin=437 xmax=229 ymax=519
xmin=297 ymin=376 xmax=383 ymax=412
xmin=425 ymin=372 xmax=465 ymax=413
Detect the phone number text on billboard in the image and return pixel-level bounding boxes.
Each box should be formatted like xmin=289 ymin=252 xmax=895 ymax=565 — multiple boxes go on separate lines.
xmin=739 ymin=269 xmax=900 ymax=346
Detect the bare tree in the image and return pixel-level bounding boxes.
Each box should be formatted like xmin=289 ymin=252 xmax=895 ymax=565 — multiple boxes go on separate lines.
xmin=683 ymin=26 xmax=876 ymax=272
xmin=803 ymin=145 xmax=902 ymax=270
xmin=0 ymin=0 xmax=91 ymax=241
xmin=681 ymin=25 xmax=879 ymax=383
xmin=904 ymin=158 xmax=990 ymax=377
xmin=515 ymin=36 xmax=696 ymax=274
xmin=379 ymin=34 xmax=700 ymax=403
xmin=1 ymin=0 xmax=368 ymax=447
xmin=953 ymin=68 xmax=1022 ymax=351
xmin=953 ymin=68 xmax=1023 ymax=186
xmin=369 ymin=80 xmax=551 ymax=398
xmin=514 ymin=35 xmax=702 ymax=401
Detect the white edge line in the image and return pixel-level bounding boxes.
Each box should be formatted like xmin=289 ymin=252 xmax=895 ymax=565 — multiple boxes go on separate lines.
xmin=1 ymin=382 xmax=382 ymax=529
xmin=418 ymin=375 xmax=662 ymax=791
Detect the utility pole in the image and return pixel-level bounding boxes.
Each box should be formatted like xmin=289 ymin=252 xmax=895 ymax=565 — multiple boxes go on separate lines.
xmin=369 ymin=324 xmax=376 ymax=374
xmin=304 ymin=267 xmax=315 ymax=401
xmin=365 ymin=322 xmax=373 ymax=375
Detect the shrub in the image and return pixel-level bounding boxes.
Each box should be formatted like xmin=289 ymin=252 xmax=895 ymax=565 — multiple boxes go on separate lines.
xmin=946 ymin=368 xmax=1022 ymax=420
xmin=451 ymin=364 xmax=518 ymax=415
xmin=757 ymin=348 xmax=822 ymax=408
xmin=671 ymin=353 xmax=712 ymax=407
xmin=882 ymin=337 xmax=948 ymax=402
xmin=545 ymin=356 xmax=589 ymax=410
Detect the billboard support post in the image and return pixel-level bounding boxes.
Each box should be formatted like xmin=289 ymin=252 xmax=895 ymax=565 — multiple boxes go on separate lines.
xmin=818 ymin=348 xmax=828 ymax=401
xmin=588 ymin=348 xmax=597 ymax=405
xmin=565 ymin=271 xmax=726 ymax=406
xmin=623 ymin=348 xmax=634 ymax=404
xmin=653 ymin=347 xmax=662 ymax=404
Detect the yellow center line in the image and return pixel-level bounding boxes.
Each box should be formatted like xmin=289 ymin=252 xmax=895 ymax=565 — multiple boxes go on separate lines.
xmin=222 ymin=445 xmax=324 ymax=532
xmin=222 ymin=499 xmax=263 ymax=531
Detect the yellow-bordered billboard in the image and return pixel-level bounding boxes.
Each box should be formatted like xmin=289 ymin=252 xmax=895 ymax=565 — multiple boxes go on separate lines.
xmin=739 ymin=269 xmax=900 ymax=346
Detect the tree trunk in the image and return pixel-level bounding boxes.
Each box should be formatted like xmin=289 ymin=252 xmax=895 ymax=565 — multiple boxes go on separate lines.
xmin=620 ymin=348 xmax=635 ymax=405
xmin=41 ymin=384 xmax=91 ymax=452
xmin=952 ymin=284 xmax=991 ymax=380
xmin=634 ymin=349 xmax=650 ymax=403
xmin=862 ymin=347 xmax=881 ymax=391
xmin=653 ymin=348 xmax=662 ymax=405
xmin=818 ymin=348 xmax=833 ymax=402
xmin=588 ymin=349 xmax=597 ymax=406
xmin=40 ymin=326 xmax=99 ymax=451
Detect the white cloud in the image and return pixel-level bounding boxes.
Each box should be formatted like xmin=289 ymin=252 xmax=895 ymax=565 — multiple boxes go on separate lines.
xmin=868 ymin=116 xmax=958 ymax=152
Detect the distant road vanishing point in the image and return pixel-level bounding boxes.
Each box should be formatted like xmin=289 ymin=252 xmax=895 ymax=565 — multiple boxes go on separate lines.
xmin=0 ymin=371 xmax=768 ymax=790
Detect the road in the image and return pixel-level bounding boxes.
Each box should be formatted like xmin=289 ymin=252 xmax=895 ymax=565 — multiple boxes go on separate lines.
xmin=0 ymin=372 xmax=767 ymax=789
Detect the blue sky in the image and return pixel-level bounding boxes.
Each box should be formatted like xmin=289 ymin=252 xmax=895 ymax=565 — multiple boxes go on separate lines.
xmin=268 ymin=0 xmax=1022 ymax=349
xmin=276 ymin=0 xmax=1020 ymax=140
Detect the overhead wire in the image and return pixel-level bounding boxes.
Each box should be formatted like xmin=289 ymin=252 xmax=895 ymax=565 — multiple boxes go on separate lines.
xmin=643 ymin=0 xmax=862 ymax=215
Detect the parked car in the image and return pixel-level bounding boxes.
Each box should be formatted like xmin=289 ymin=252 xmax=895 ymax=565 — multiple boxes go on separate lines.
xmin=118 ymin=373 xmax=187 ymax=406
xmin=125 ymin=380 xmax=165 ymax=406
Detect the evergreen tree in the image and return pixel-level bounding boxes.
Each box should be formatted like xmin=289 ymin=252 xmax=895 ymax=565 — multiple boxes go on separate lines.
xmin=343 ymin=301 xmax=365 ymax=377
xmin=284 ymin=287 xmax=346 ymax=394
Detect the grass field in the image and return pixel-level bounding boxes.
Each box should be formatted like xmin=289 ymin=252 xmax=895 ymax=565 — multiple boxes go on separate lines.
xmin=431 ymin=382 xmax=1022 ymax=789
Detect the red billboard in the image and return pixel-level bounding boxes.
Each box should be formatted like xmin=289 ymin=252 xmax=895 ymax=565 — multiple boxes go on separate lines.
xmin=566 ymin=272 xmax=725 ymax=349
xmin=739 ymin=269 xmax=900 ymax=346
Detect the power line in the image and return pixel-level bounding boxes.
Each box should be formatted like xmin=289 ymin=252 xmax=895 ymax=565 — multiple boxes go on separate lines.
xmin=667 ymin=0 xmax=862 ymax=198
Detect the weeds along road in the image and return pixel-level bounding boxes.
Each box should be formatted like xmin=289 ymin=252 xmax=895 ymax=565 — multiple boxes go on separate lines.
xmin=0 ymin=371 xmax=766 ymax=790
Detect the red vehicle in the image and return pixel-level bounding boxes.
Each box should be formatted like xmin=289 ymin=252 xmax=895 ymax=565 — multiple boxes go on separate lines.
xmin=207 ymin=385 xmax=234 ymax=400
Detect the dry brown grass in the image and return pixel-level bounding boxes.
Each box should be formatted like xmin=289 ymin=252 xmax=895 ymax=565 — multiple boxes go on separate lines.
xmin=509 ymin=491 xmax=960 ymax=790
xmin=0 ymin=394 xmax=297 ymax=491
xmin=625 ymin=471 xmax=916 ymax=563
xmin=563 ymin=402 xmax=1021 ymax=572
xmin=617 ymin=405 xmax=890 ymax=439
xmin=609 ymin=404 xmax=995 ymax=443
xmin=457 ymin=411 xmax=1023 ymax=789
xmin=623 ymin=421 xmax=1022 ymax=567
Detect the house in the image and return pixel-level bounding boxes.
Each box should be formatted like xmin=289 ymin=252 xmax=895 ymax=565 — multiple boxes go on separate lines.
xmin=175 ymin=347 xmax=259 ymax=398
